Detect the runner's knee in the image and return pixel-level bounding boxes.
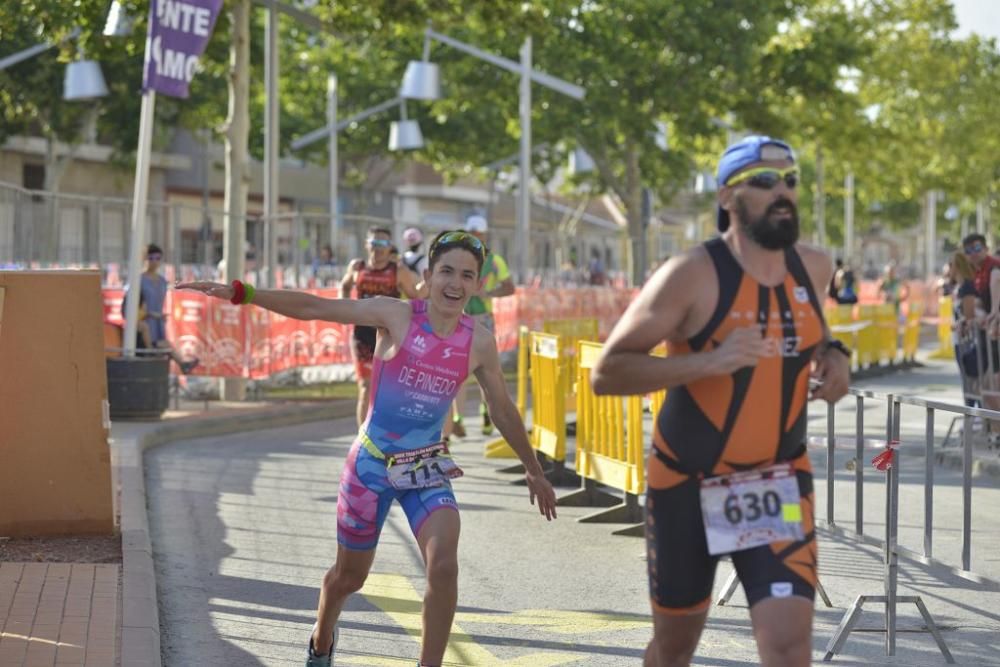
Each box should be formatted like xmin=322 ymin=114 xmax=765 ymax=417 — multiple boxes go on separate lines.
xmin=424 ymin=555 xmax=458 ymax=589
xmin=754 ymin=622 xmax=810 ymax=665
xmin=324 ymin=563 xmax=367 ymax=596
xmin=648 ymin=630 xmax=699 ymax=667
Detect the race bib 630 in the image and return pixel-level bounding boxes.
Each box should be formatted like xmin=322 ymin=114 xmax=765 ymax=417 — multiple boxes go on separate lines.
xmin=699 ymin=463 xmax=804 ymax=556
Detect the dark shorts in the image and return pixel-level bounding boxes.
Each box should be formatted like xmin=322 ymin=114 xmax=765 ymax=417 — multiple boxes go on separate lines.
xmin=352 ymin=326 xmax=376 ymax=382
xmin=645 ymin=452 xmax=817 ymax=615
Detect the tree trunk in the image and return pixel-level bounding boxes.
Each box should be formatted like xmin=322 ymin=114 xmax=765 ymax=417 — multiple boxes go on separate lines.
xmin=222 ymin=0 xmax=251 ymax=401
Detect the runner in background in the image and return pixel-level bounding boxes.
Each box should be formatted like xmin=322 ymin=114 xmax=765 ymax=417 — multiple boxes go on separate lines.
xmin=341 ymin=227 xmax=424 ymax=426
xmin=450 ymin=215 xmax=514 ymax=437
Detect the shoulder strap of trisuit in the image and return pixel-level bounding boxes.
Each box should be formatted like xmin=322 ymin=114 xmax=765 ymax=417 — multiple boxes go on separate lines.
xmin=688 ymin=237 xmax=744 ymax=351
xmin=784 ymin=245 xmax=826 ymax=325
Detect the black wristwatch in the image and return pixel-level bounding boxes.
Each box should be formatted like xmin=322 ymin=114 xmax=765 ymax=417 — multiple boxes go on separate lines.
xmin=823 ymin=339 xmax=851 ymax=358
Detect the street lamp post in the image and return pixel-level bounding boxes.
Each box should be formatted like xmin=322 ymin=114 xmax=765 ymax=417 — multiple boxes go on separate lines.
xmin=400 ymin=28 xmax=585 ymax=283
xmin=291 ymin=92 xmax=426 ymax=263
xmin=327 ymin=74 xmax=338 ymax=266
xmin=0 ymin=27 xmax=109 ymax=100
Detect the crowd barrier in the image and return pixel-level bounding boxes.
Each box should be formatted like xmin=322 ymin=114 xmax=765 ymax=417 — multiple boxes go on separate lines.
xmin=102 ymin=286 xmax=634 ymax=379
xmin=557 ymin=341 xmax=645 ymax=534
xmin=930 ymin=297 xmax=955 ymax=359
xmin=825 ymin=302 xmax=922 ymax=372
xmin=483 ymin=326 xmax=529 ymax=459
xmin=513 ymin=331 xmax=582 ymax=485
xmin=806 ymin=389 xmax=1000 ymax=661
xmin=543 ymin=318 xmax=599 ymax=412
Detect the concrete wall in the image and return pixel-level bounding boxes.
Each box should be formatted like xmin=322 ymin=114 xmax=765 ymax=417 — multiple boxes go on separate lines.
xmin=0 ymin=271 xmax=114 ymax=536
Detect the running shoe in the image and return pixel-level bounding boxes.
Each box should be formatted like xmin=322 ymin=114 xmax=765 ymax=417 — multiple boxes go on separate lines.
xmin=306 ymin=624 xmax=335 ymax=667
xmin=452 ymin=413 xmax=466 ymax=438
xmin=481 ymin=402 xmax=494 ymax=436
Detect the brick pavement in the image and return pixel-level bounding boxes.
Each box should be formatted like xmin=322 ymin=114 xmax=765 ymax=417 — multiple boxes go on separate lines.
xmin=0 ymin=563 xmax=118 ymax=667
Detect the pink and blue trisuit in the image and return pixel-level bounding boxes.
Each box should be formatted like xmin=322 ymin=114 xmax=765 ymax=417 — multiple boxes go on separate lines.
xmin=337 ymin=299 xmax=475 ymax=550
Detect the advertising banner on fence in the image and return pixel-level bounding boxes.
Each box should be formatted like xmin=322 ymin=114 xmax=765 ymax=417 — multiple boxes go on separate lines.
xmin=101 ymin=286 xmax=639 ymax=378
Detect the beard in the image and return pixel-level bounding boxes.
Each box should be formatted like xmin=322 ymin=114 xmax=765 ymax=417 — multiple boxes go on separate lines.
xmin=735 ymin=196 xmax=800 ymax=250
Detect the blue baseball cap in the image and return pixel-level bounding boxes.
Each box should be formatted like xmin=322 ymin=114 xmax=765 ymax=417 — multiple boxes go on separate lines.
xmin=715 ymin=135 xmax=795 ymax=232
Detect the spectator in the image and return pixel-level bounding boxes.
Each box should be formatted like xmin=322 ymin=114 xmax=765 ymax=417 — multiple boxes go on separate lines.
xmin=877 ymin=261 xmax=909 ymax=313
xmin=402 ymin=227 xmax=429 ymax=276
xmin=452 ymin=215 xmax=514 ymax=437
xmin=834 ymin=267 xmax=859 ymax=305
xmin=962 ymin=234 xmax=1000 ymax=441
xmin=125 ymin=244 xmax=198 ymax=374
xmin=587 ymin=248 xmax=607 ymax=285
xmin=312 ymin=244 xmax=338 ymax=286
xmin=828 ymin=258 xmax=844 ymax=301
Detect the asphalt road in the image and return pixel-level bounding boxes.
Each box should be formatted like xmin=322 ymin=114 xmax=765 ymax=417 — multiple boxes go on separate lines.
xmin=147 ymin=361 xmax=1000 ymax=666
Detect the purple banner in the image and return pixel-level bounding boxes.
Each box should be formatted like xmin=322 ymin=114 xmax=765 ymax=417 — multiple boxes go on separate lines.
xmin=142 ymin=0 xmax=223 ymax=99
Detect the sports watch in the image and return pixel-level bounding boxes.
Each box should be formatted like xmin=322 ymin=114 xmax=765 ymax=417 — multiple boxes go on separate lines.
xmin=822 ymin=339 xmax=851 ymax=359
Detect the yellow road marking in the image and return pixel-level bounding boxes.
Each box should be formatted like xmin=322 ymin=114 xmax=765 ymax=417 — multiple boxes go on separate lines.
xmin=360 ymin=573 xmax=581 ymax=666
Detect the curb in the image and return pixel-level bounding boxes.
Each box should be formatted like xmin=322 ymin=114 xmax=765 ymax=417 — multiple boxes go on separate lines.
xmin=113 ymin=400 xmax=356 ymax=667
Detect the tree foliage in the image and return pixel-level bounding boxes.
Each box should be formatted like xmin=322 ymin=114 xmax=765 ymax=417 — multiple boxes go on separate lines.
xmin=4 ymin=0 xmax=1000 ymax=269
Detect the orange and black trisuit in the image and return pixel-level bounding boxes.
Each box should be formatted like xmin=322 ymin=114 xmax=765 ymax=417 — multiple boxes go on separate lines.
xmin=351 ymin=262 xmax=401 ymax=380
xmin=647 ymin=237 xmax=823 ymax=615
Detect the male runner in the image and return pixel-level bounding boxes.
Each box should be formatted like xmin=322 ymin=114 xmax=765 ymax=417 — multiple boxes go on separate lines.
xmin=591 ymin=136 xmax=850 ymax=667
xmin=178 ymin=230 xmax=557 ymax=667
xmin=452 ymin=214 xmax=514 ymax=436
xmin=341 ymin=227 xmax=423 ymax=425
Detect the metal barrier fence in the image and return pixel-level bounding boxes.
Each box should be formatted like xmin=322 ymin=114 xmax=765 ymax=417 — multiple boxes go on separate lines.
xmin=0 ymin=180 xmax=389 ymax=286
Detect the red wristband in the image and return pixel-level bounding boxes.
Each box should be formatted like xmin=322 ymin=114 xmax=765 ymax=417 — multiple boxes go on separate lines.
xmin=230 ymin=279 xmax=245 ymax=305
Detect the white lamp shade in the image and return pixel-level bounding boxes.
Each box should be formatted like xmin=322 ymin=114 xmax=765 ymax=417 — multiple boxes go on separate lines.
xmin=568 ymin=147 xmax=595 ymax=175
xmin=389 ymin=120 xmax=424 ymax=151
xmin=103 ymin=0 xmax=133 ymax=37
xmin=64 ymin=59 xmax=109 ymax=101
xmin=400 ymin=61 xmax=441 ymax=101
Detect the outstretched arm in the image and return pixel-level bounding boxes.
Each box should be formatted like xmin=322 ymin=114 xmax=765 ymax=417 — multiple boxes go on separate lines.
xmin=176 ymin=281 xmax=404 ymax=329
xmin=472 ymin=327 xmax=557 ymax=521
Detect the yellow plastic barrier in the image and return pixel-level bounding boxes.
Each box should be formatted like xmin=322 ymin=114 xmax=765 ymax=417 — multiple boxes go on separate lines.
xmin=856 ymin=304 xmax=879 ymax=368
xmin=543 ymin=318 xmax=599 ymax=410
xmin=649 ymin=344 xmax=667 ymax=418
xmin=902 ymin=303 xmax=922 ymax=361
xmin=557 ymin=340 xmax=645 ymax=531
xmin=484 ymin=325 xmax=530 ymax=459
xmin=525 ymin=331 xmax=571 ymax=480
xmin=929 ymin=297 xmax=954 ymax=360
xmin=875 ymin=304 xmax=898 ymax=364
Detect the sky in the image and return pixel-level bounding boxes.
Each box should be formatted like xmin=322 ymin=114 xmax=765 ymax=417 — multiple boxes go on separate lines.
xmin=950 ymin=0 xmax=1000 ymax=40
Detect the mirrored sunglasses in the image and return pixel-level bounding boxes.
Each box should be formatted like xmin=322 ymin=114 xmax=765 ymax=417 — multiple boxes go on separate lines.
xmin=368 ymin=238 xmax=392 ymax=248
xmin=430 ymin=231 xmax=487 ymax=260
xmin=965 ymin=242 xmax=986 ymax=254
xmin=727 ymin=166 xmax=799 ymax=190
xmin=147 ymin=253 xmax=162 ymax=261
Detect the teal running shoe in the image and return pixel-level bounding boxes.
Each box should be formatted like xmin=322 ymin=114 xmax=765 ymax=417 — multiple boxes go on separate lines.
xmin=306 ymin=624 xmax=335 ymax=666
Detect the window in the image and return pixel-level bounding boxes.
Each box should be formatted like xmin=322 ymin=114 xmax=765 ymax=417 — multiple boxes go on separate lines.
xmin=22 ymin=164 xmax=45 ymax=190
